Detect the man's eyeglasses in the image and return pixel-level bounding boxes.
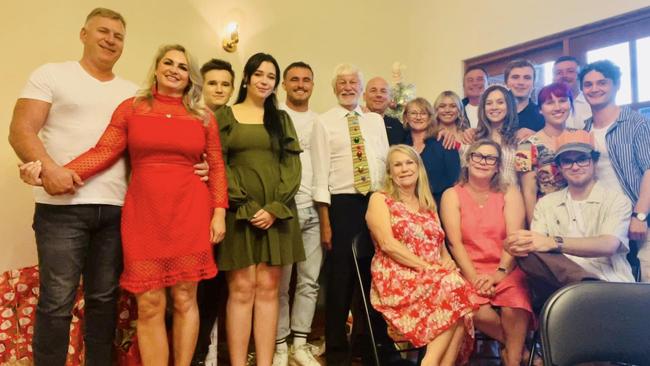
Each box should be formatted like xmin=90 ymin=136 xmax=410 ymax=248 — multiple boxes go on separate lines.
xmin=469 ymin=152 xmax=498 ymax=166
xmin=558 ymin=156 xmax=592 ymax=169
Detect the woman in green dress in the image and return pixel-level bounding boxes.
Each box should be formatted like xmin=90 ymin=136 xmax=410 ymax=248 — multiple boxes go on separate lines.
xmin=216 ymin=52 xmax=304 ymax=366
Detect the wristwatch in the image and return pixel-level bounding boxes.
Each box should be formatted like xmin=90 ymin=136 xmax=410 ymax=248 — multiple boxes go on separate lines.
xmin=632 ymin=212 xmax=648 ymax=222
xmin=553 ymin=236 xmax=564 ymax=253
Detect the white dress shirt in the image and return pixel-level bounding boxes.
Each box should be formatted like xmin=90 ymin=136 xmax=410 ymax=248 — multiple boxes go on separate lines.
xmin=319 ymin=105 xmax=389 ymax=196
xmin=565 ymin=92 xmax=592 ymax=130
xmin=280 ymin=103 xmax=330 ymax=208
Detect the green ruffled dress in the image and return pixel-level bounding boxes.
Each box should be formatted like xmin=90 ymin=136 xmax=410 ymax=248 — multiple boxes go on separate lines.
xmin=215 ymin=106 xmax=305 ymax=270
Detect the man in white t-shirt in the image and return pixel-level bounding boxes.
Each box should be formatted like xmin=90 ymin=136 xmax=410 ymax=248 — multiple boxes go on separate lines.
xmin=461 ymin=66 xmax=488 ymax=129
xmin=272 ymin=61 xmax=328 ymax=366
xmin=552 ymin=56 xmax=592 ymax=129
xmin=506 ymin=130 xmax=634 ymax=305
xmin=580 ymin=60 xmax=650 ymax=282
xmin=11 ymin=8 xmax=133 ymax=366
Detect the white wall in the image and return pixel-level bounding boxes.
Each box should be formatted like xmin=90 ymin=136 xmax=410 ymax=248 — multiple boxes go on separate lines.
xmin=2 ymin=0 xmax=649 ymax=271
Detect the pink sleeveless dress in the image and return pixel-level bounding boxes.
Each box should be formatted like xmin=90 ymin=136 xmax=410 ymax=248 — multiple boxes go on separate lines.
xmin=454 ymin=185 xmax=532 ymax=313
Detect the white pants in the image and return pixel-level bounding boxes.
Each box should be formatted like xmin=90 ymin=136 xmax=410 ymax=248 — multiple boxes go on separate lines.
xmin=276 ymin=206 xmax=323 ymax=340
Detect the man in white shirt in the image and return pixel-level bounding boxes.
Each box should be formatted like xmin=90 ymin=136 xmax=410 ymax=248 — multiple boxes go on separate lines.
xmin=319 ymin=64 xmax=391 ymax=365
xmin=8 ymin=8 xmax=135 ymax=365
xmin=462 ymin=66 xmax=488 ymax=129
xmin=553 ymin=56 xmax=592 ymax=129
xmin=580 ymin=60 xmax=650 ymax=282
xmin=506 ymin=130 xmax=634 ymax=305
xmin=272 ymin=61 xmax=328 ymax=366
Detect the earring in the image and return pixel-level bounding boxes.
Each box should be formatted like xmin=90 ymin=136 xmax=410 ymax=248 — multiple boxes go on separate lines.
xmin=243 ymin=84 xmax=247 ymax=88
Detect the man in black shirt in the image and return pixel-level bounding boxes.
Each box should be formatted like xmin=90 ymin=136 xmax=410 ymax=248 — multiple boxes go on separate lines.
xmin=363 ymin=76 xmax=406 ymax=145
xmin=504 ymin=59 xmax=545 ymax=136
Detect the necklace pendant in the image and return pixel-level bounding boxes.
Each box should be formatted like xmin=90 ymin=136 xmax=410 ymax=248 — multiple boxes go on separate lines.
xmin=165 ymin=113 xmax=172 ymax=119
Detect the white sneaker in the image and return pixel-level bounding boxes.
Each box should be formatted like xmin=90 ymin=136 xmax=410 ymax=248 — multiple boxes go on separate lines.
xmin=290 ymin=344 xmax=320 ymax=366
xmin=273 ymin=347 xmax=289 ymax=366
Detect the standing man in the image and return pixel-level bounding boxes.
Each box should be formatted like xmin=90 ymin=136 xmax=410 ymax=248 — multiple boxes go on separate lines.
xmin=363 ymin=76 xmax=405 ymax=145
xmin=8 ymin=8 xmax=136 ymax=365
xmin=553 ymin=56 xmax=592 ymax=129
xmin=462 ymin=66 xmax=489 ymax=128
xmin=272 ymin=61 xmax=329 ymax=366
xmin=319 ymin=64 xmax=391 ymax=365
xmin=194 ymin=57 xmax=236 ymax=365
xmin=580 ymin=60 xmax=650 ymax=282
xmin=506 ymin=130 xmax=635 ymax=305
xmin=504 ymin=59 xmax=545 ymax=134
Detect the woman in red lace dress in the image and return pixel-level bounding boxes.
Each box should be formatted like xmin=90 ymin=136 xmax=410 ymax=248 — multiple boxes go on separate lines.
xmin=62 ymin=44 xmax=228 ymax=365
xmin=366 ymin=144 xmax=477 ymax=366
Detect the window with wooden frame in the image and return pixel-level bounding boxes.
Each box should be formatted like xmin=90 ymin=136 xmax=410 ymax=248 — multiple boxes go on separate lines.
xmin=464 ymin=6 xmax=650 ymax=112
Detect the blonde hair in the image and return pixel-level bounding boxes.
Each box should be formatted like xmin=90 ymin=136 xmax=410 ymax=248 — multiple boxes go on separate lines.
xmin=85 ymin=7 xmax=126 ymax=28
xmin=403 ymin=97 xmax=436 ymax=139
xmin=458 ymin=139 xmax=506 ymax=192
xmin=136 ymin=44 xmax=206 ymax=119
xmin=432 ymin=90 xmax=470 ymax=134
xmin=382 ymin=144 xmax=437 ymax=211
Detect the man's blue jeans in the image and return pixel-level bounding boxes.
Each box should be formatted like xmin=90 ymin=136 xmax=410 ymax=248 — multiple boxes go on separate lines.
xmin=32 ymin=203 xmax=122 ymax=366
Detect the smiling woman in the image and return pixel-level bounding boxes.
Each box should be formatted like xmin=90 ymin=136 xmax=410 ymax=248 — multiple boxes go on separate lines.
xmin=440 ymin=139 xmax=531 ymax=366
xmin=516 ymin=82 xmax=576 ymax=224
xmin=215 ymin=53 xmax=304 ymax=366
xmin=366 ymin=144 xmax=477 ymax=366
xmin=59 ymin=44 xmax=229 ymax=365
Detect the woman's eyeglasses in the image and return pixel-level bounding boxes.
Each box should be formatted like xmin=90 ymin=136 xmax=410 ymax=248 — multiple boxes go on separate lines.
xmin=469 ymin=152 xmax=499 ymax=166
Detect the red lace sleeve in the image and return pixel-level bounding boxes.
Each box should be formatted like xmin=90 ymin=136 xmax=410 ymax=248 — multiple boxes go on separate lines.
xmin=65 ymin=98 xmax=132 ymax=180
xmin=205 ymin=112 xmax=229 ymax=208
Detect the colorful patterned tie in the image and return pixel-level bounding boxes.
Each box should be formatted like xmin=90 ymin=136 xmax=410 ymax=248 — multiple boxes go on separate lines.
xmin=347 ymin=112 xmax=371 ymax=195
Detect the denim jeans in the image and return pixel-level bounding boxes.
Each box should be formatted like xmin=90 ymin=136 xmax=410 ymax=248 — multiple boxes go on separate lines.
xmin=277 ymin=206 xmax=323 ymax=340
xmin=32 ymin=203 xmax=122 ymax=366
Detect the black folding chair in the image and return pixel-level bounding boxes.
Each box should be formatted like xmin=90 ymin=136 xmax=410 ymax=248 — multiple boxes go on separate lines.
xmin=540 ymin=281 xmax=650 ymax=366
xmin=351 ymin=234 xmax=423 ymax=366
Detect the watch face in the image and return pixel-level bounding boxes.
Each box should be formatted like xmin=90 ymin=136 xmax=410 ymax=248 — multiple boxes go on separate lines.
xmin=636 ymin=212 xmax=648 ymax=221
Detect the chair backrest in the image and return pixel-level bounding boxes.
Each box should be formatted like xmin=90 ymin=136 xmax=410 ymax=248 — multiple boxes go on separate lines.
xmin=540 ymin=282 xmax=650 ymax=366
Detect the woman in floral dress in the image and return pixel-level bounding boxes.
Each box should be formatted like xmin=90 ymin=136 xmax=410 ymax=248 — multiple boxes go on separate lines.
xmin=366 ymin=144 xmax=477 ymax=366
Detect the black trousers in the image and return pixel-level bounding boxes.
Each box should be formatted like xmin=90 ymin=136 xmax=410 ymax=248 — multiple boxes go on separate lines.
xmin=324 ymin=194 xmax=394 ymax=365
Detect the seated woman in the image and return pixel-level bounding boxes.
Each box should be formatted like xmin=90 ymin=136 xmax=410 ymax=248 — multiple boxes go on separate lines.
xmin=366 ymin=144 xmax=477 ymax=366
xmin=440 ymin=139 xmax=532 ymax=366
xmin=403 ymin=97 xmax=461 ymax=206
xmin=516 ymin=82 xmax=575 ymax=224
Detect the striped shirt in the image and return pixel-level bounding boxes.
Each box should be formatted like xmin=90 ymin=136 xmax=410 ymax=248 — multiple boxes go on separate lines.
xmin=584 ymin=106 xmax=650 ymax=204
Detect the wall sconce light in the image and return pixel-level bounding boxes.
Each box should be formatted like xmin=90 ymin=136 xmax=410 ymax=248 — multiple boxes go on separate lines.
xmin=222 ymin=22 xmax=239 ymax=53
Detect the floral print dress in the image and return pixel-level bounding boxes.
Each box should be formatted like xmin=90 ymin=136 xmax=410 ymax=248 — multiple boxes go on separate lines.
xmin=370 ymin=194 xmax=477 ymax=350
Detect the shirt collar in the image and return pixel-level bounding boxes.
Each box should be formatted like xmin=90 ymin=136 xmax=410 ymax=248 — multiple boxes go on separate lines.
xmin=557 ymin=180 xmax=605 ymax=206
xmin=585 ymin=106 xmax=631 ymax=130
xmin=333 ymin=104 xmax=363 ymax=118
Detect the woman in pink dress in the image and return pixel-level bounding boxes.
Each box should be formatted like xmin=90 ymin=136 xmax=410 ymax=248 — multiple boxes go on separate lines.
xmin=366 ymin=144 xmax=477 ymax=366
xmin=441 ymin=139 xmax=531 ymax=366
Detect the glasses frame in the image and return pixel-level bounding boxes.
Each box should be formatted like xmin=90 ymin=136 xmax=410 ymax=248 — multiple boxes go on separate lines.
xmin=558 ymin=156 xmax=592 ymax=169
xmin=469 ymin=152 xmax=499 ymax=166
